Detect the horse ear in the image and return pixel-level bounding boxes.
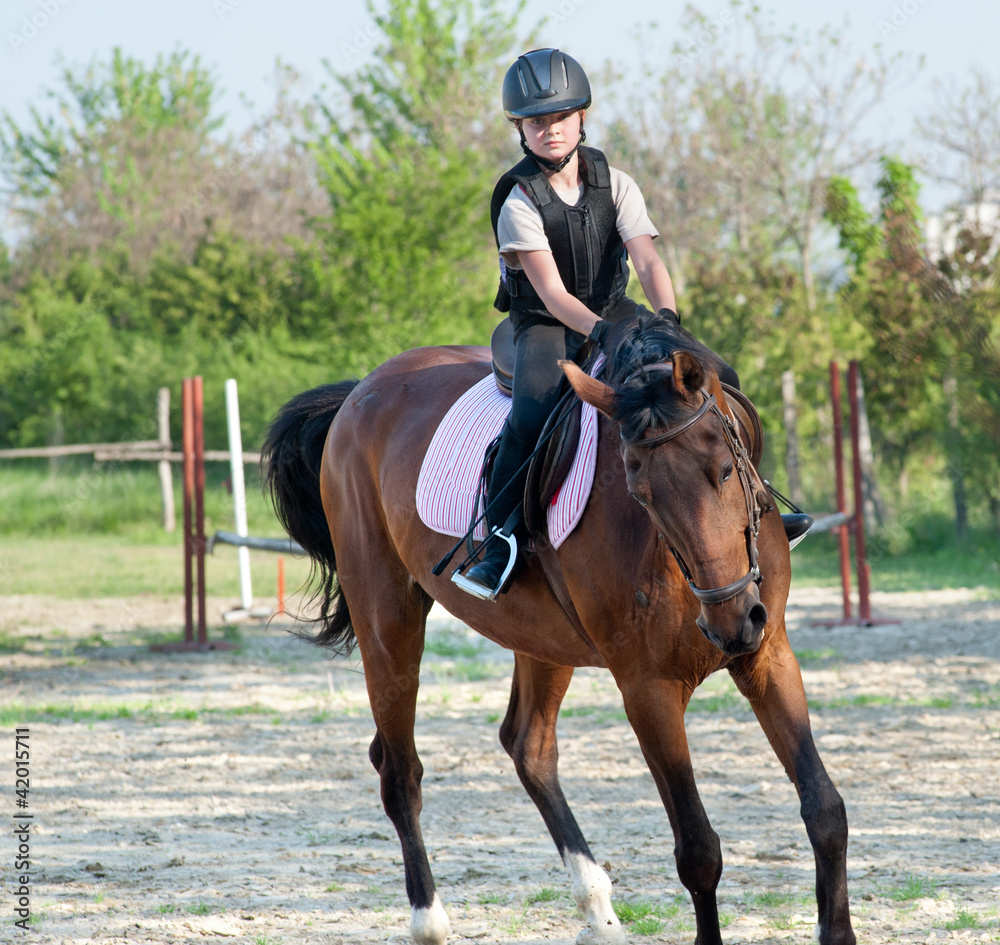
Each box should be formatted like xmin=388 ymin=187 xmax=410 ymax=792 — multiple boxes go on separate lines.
xmin=559 ymin=360 xmax=617 ymax=417
xmin=670 ymin=350 xmax=705 ymax=397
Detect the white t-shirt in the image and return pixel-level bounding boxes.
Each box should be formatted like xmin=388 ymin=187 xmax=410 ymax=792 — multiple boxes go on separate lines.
xmin=496 ymin=166 xmax=658 ymax=271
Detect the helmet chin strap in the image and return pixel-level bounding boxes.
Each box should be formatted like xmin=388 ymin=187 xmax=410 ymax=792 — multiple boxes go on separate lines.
xmin=519 ymin=126 xmax=587 ymax=173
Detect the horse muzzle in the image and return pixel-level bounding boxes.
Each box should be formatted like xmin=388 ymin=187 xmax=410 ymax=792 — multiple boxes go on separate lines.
xmin=695 ymin=585 xmax=768 ymax=657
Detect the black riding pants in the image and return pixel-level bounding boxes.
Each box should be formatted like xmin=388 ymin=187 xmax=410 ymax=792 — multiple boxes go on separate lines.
xmin=487 ymin=319 xmax=587 ymax=531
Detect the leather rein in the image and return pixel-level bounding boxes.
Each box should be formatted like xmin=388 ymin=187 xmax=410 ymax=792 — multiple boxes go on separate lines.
xmin=625 ymin=380 xmax=764 ymax=605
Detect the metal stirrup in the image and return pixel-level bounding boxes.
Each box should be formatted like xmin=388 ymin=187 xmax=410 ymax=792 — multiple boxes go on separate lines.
xmin=450 ymin=528 xmax=518 ymax=602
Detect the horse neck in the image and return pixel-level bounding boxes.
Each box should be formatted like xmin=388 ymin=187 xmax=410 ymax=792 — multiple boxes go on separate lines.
xmin=583 ymin=414 xmax=660 ymax=580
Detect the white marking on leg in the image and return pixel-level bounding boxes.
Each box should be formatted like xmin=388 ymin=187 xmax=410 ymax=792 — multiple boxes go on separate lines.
xmin=411 ymin=893 xmax=450 ymax=945
xmin=564 ymin=851 xmax=627 ymax=945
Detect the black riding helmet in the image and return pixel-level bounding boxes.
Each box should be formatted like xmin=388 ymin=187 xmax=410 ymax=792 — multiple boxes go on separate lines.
xmin=502 ymin=48 xmax=591 ymax=171
xmin=502 ymin=48 xmax=592 ymax=120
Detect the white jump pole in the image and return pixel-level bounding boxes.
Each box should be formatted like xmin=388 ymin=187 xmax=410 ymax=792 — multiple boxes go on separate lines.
xmin=225 ymin=378 xmax=253 ymax=610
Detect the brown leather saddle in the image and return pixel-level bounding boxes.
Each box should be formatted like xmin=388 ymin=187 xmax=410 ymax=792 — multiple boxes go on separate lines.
xmin=490 ymin=316 xmax=516 ymax=396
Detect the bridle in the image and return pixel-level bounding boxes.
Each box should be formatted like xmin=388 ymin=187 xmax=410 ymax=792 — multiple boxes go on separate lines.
xmin=624 ymin=381 xmax=765 ymax=605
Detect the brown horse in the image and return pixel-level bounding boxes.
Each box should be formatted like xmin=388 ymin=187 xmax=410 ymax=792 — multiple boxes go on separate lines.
xmin=262 ymin=311 xmax=855 ymax=945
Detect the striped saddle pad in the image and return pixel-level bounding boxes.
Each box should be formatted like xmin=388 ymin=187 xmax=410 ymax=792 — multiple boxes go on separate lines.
xmin=415 ymin=371 xmax=599 ymax=549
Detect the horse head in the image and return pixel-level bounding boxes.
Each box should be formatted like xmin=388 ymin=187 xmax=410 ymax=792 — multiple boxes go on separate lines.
xmin=562 ymin=314 xmax=770 ymax=657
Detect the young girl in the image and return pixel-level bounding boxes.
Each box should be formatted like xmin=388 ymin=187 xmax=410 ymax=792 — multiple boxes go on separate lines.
xmin=457 ymin=48 xmax=680 ymax=599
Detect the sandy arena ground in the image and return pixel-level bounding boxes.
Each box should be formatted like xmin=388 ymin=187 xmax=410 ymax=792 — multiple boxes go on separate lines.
xmin=1 ymin=584 xmax=998 ymax=944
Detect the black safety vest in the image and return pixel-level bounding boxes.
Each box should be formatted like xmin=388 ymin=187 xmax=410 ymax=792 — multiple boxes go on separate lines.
xmin=490 ymin=146 xmax=629 ymax=328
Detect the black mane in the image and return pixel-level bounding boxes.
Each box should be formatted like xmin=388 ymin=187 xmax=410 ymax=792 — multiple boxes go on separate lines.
xmin=604 ymin=308 xmax=718 ymax=442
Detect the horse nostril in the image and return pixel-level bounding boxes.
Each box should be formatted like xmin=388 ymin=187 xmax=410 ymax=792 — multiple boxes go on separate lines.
xmin=748 ymin=603 xmax=768 ymax=636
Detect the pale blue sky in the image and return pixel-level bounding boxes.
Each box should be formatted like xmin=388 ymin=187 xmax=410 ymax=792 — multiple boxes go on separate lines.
xmin=2 ymin=0 xmax=999 ymax=211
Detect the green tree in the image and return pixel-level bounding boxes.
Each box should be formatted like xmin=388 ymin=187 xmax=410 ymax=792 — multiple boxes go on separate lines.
xmin=825 ymin=158 xmax=999 ymax=540
xmin=1 ymin=49 xmax=320 ymax=280
xmin=301 ymin=0 xmax=526 ymax=374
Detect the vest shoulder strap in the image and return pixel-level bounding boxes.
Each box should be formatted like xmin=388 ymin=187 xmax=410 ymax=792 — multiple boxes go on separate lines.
xmin=490 ymin=155 xmax=550 ymax=248
xmin=578 ymin=146 xmax=612 ymax=189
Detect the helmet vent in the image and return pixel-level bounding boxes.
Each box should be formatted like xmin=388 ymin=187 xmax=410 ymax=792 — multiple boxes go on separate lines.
xmin=561 ymin=59 xmax=569 ymax=88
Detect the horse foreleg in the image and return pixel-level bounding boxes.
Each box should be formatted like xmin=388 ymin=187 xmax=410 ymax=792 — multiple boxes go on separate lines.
xmin=730 ymin=642 xmax=856 ymax=945
xmin=500 ymin=655 xmax=625 ymax=945
xmin=354 ymin=591 xmax=449 ymax=945
xmin=620 ymin=678 xmax=724 ymax=945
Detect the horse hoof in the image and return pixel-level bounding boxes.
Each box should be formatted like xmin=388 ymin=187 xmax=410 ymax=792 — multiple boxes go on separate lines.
xmin=576 ymin=920 xmax=627 ymax=945
xmin=411 ymin=894 xmax=450 ymax=944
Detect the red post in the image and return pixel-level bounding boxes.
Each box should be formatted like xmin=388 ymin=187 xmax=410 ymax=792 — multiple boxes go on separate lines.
xmin=829 ymin=362 xmax=852 ymax=621
xmin=182 ymin=378 xmax=195 ymax=645
xmin=156 ymin=377 xmax=236 ymax=653
xmin=193 ymin=376 xmax=208 ymax=645
xmin=848 ymin=361 xmax=872 ymax=624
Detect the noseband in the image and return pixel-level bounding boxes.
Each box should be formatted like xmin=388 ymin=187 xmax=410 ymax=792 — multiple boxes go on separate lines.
xmin=626 ymin=383 xmax=763 ymax=605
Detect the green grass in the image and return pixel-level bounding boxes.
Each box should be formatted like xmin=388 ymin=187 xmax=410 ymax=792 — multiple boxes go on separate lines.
xmin=525 ymin=886 xmax=562 ymax=906
xmin=559 ymin=705 xmax=629 ymax=723
xmin=0 ymin=461 xmax=275 ymax=538
xmin=612 ymin=897 xmax=685 ymax=937
xmin=944 ymin=910 xmax=983 ymax=930
xmin=969 ymin=685 xmax=1000 ymax=708
xmin=630 ymin=915 xmax=664 ymax=935
xmin=297 ymin=828 xmax=336 ymax=847
xmin=440 ymin=659 xmax=506 ymax=682
xmin=794 ymin=647 xmax=840 ymax=666
xmin=0 ymin=702 xmax=147 ymax=724
xmin=813 ymin=694 xmax=954 ymax=711
xmin=882 ymin=874 xmax=939 ymax=901
xmin=687 ymin=690 xmax=747 ymax=713
xmin=3 ymin=465 xmax=998 ymax=600
xmin=222 ymin=704 xmax=279 ymax=717
xmin=688 ymin=674 xmax=747 ymax=714
xmin=0 ymin=463 xmax=313 ymax=598
xmin=791 ymin=526 xmax=1000 ymax=592
xmin=478 ymin=891 xmax=506 ymax=905
xmin=423 ymin=635 xmax=482 ymax=659
xmin=745 ymin=890 xmax=798 ymax=909
xmin=0 ymin=699 xmax=292 ymax=726
xmin=0 ymin=533 xmax=313 ymax=598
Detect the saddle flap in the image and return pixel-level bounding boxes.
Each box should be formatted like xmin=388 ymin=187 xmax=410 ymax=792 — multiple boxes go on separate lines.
xmin=524 ymin=395 xmax=583 ymax=537
xmin=721 ymin=383 xmax=764 ymax=468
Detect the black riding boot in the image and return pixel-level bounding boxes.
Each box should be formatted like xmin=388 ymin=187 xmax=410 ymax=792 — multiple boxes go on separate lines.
xmin=454 ymin=422 xmax=535 ymax=600
xmin=782 ymin=513 xmax=814 ymax=549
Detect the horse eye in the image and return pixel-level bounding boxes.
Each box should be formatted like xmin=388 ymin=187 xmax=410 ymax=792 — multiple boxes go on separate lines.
xmin=631 ymin=492 xmax=648 ymax=508
xmin=721 ymin=462 xmax=734 ymax=484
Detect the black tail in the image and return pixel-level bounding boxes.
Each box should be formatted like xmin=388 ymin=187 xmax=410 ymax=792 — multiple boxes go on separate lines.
xmin=261 ymin=381 xmax=360 ymax=654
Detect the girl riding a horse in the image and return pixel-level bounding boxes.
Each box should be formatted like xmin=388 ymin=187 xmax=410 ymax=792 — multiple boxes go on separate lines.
xmin=459 ymin=47 xmax=683 ymax=599
xmin=459 ymin=48 xmax=811 ymax=600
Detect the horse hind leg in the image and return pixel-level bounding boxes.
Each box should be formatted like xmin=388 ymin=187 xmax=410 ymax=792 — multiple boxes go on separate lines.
xmin=351 ymin=575 xmax=449 ymax=945
xmin=500 ymin=655 xmax=625 ymax=945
